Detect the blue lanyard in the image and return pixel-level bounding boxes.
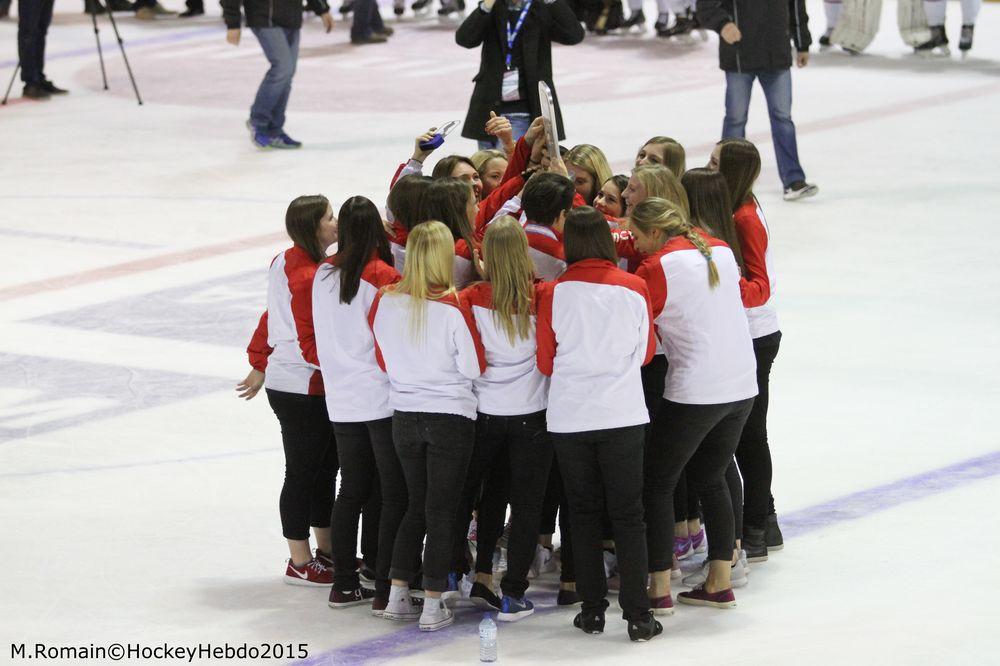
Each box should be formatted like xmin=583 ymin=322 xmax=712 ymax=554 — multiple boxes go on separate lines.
xmin=505 ymin=0 xmax=533 ymax=70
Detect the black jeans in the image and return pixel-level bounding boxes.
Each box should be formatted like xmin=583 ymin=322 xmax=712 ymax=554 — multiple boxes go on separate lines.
xmin=390 ymin=411 xmax=475 ymax=593
xmin=266 ymin=389 xmax=337 ymax=541
xmin=18 ymin=0 xmax=55 ymax=84
xmin=737 ymin=331 xmax=781 ymax=528
xmin=330 ymin=419 xmax=398 ymax=592
xmin=553 ymin=425 xmax=649 ymax=621
xmin=645 ymin=398 xmax=754 ymax=570
xmin=450 ymin=411 xmax=553 ymax=598
xmin=539 ymin=461 xmax=575 ymax=583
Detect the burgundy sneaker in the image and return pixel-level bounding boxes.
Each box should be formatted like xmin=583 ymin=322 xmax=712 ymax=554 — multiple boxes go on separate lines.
xmin=328 ymin=586 xmax=376 ymax=608
xmin=673 ymin=535 xmax=693 ymax=560
xmin=690 ymin=528 xmax=706 ymax=553
xmin=284 ymin=558 xmax=333 ymax=587
xmin=649 ymin=594 xmax=674 ymax=616
xmin=677 ymin=586 xmax=736 ymax=609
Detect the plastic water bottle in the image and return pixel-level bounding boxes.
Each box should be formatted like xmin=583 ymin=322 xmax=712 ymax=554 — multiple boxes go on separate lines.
xmin=479 ymin=613 xmax=498 ymax=662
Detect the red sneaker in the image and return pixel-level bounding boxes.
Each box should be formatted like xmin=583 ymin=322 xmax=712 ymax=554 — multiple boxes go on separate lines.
xmin=328 ymin=586 xmax=376 ymax=608
xmin=677 ymin=586 xmax=736 ymax=609
xmin=649 ymin=594 xmax=674 ymax=616
xmin=284 ymin=559 xmax=333 ymax=587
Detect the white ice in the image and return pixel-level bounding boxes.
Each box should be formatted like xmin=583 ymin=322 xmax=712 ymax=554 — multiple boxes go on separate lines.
xmin=1 ymin=0 xmax=999 ymax=663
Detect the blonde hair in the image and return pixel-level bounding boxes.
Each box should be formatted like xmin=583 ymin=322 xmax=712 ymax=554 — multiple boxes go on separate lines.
xmin=481 ymin=216 xmax=535 ymax=345
xmin=628 ymin=198 xmax=719 ymax=289
xmin=633 ymin=164 xmax=691 ymax=220
xmin=470 ymin=149 xmax=507 ymax=173
xmin=566 ymin=144 xmax=613 ymax=204
xmin=385 ymin=221 xmax=457 ymax=339
xmin=641 ymin=137 xmax=687 ymax=178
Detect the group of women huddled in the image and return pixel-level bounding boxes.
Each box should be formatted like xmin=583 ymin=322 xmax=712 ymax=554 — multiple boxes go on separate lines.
xmin=236 ymin=116 xmax=785 ymax=642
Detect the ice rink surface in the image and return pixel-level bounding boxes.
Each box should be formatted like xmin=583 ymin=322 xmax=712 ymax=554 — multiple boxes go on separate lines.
xmin=2 ymin=0 xmax=1000 ymax=663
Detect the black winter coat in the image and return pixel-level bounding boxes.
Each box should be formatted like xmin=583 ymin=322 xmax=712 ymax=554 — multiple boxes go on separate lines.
xmin=696 ymin=0 xmax=811 ymax=73
xmin=456 ymin=0 xmax=585 ymax=142
xmin=222 ymin=0 xmax=330 ymax=30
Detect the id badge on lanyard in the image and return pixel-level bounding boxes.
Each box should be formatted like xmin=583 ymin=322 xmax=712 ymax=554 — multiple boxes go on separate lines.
xmin=503 ymin=0 xmax=532 ymax=103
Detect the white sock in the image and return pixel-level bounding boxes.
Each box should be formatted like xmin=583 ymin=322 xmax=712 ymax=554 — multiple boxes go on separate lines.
xmin=960 ymin=0 xmax=981 ymax=25
xmin=656 ymin=0 xmax=669 ymax=15
xmin=923 ymin=0 xmax=946 ymax=27
xmin=824 ymin=0 xmax=841 ymax=31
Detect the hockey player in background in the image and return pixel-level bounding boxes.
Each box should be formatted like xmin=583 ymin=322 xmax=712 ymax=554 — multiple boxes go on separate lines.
xmin=915 ymin=0 xmax=981 ymax=55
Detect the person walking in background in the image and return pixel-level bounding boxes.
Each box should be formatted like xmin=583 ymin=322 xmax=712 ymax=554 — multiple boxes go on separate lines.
xmin=17 ymin=0 xmax=68 ymax=100
xmin=696 ymin=0 xmax=819 ymax=201
xmin=350 ymin=0 xmax=393 ymax=44
xmin=456 ymin=0 xmax=584 ymax=150
xmin=222 ymin=0 xmax=335 ymax=149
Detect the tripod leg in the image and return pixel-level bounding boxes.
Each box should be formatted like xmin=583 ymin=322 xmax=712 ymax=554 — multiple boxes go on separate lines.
xmin=103 ymin=9 xmax=143 ymax=105
xmin=91 ymin=2 xmax=109 ymax=90
xmin=2 ymin=63 xmax=20 ymax=105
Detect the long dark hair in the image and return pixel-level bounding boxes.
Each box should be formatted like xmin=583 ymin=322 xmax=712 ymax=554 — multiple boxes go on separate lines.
xmin=563 ymin=206 xmax=617 ymax=265
xmin=682 ymin=168 xmax=745 ymax=274
xmin=286 ymin=195 xmax=330 ymax=263
xmin=431 ymin=155 xmax=476 ymax=180
xmin=330 ymin=196 xmax=392 ymax=304
xmin=717 ymin=138 xmax=761 ymax=212
xmin=419 ymin=177 xmax=476 ymax=251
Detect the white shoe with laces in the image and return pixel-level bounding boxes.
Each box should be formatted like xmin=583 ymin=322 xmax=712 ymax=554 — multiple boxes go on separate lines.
xmin=419 ymin=597 xmax=454 ymax=631
xmin=681 ymin=556 xmax=748 ymax=589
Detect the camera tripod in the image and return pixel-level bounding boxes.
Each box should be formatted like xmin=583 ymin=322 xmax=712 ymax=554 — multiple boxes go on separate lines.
xmin=2 ymin=1 xmax=143 ymax=105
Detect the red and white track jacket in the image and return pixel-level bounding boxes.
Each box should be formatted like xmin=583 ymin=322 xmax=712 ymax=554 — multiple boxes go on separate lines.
xmin=460 ymin=281 xmax=549 ymax=416
xmin=312 ymin=255 xmax=401 ymax=422
xmin=247 ymin=245 xmax=323 ymax=396
xmin=734 ymin=198 xmax=779 ymax=338
xmin=636 ymin=236 xmax=758 ymax=405
xmin=524 ymin=223 xmax=567 ymax=281
xmin=369 ymin=291 xmax=487 ymax=419
xmin=536 ymin=259 xmax=655 ymax=433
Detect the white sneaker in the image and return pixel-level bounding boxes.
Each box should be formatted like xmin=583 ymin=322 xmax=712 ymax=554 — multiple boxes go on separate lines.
xmin=528 ymin=544 xmax=556 ymax=578
xmin=419 ymin=597 xmax=454 ymax=631
xmin=382 ymin=586 xmax=422 ymax=621
xmin=681 ymin=558 xmax=748 ymax=589
xmin=783 ymin=181 xmax=819 ymax=201
xmin=442 ymin=572 xmax=474 ymax=605
xmin=492 ymin=548 xmax=508 ymax=573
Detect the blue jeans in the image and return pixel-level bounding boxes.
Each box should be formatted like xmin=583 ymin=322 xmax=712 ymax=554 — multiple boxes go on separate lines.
xmin=351 ymin=0 xmax=385 ymax=41
xmin=722 ymin=69 xmax=806 ymax=188
xmin=250 ymin=27 xmax=300 ymax=137
xmin=477 ymin=112 xmax=532 ymax=151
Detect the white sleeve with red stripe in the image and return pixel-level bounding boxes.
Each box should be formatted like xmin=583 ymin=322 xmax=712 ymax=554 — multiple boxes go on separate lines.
xmin=263 ymin=248 xmax=323 ymax=396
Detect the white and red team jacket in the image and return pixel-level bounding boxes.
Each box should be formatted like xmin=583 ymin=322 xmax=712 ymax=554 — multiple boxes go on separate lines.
xmin=636 ymin=236 xmax=758 ymax=405
xmin=536 ymin=259 xmax=656 ymax=433
xmin=524 ymin=223 xmax=567 ymax=281
xmin=369 ymin=291 xmax=487 ymax=420
xmin=459 ymin=281 xmax=549 ymax=417
xmin=734 ymin=198 xmax=779 ymax=339
xmin=247 ymin=246 xmax=324 ymax=396
xmin=312 ymin=255 xmax=401 ymax=423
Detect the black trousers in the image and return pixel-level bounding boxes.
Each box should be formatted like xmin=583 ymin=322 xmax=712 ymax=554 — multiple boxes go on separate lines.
xmin=737 ymin=331 xmax=781 ymax=528
xmin=673 ymin=470 xmax=702 ymax=524
xmin=266 ymin=389 xmax=337 ymax=541
xmin=539 ymin=461 xmax=575 ymax=583
xmin=330 ymin=419 xmax=399 ymax=593
xmin=390 ymin=411 xmax=475 ymax=593
xmin=645 ymin=398 xmax=754 ymax=570
xmin=450 ymin=411 xmax=553 ymax=598
xmin=18 ymin=0 xmax=55 ymax=84
xmin=553 ymin=425 xmax=649 ymax=621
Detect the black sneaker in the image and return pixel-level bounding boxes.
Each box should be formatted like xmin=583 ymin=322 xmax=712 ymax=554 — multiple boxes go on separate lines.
xmin=783 ymin=180 xmax=819 ymax=201
xmin=470 ymin=582 xmax=502 ymax=610
xmin=743 ymin=525 xmax=769 ymax=563
xmin=627 ymin=614 xmax=663 ymax=642
xmin=359 ymin=564 xmax=376 ymax=584
xmin=573 ymin=610 xmax=605 ymax=634
xmin=557 ymin=588 xmax=581 ymax=606
xmin=179 ymin=8 xmax=203 ymax=17
xmin=107 ymin=0 xmax=135 ymax=10
xmin=621 ymin=9 xmax=644 ymax=29
xmin=765 ymin=513 xmax=784 ymax=551
xmin=23 ymin=83 xmax=51 ymax=100
xmin=40 ymin=79 xmax=68 ymax=95
xmin=959 ymin=24 xmax=974 ymax=52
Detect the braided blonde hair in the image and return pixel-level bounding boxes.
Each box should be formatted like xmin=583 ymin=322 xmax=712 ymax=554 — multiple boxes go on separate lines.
xmin=629 ymin=197 xmax=720 ymax=289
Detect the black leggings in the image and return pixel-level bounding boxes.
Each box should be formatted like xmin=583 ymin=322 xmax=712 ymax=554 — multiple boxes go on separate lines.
xmin=390 ymin=411 xmax=475 ymax=593
xmin=266 ymin=389 xmax=337 ymax=542
xmin=737 ymin=331 xmax=781 ymax=529
xmin=644 ymin=398 xmax=754 ymax=570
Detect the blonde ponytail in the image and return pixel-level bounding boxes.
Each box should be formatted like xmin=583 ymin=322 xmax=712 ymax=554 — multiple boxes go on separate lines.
xmin=481 ymin=216 xmax=535 ymax=345
xmin=629 ymin=197 xmax=720 ymax=290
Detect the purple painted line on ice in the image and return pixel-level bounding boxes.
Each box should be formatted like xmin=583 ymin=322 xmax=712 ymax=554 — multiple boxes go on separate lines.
xmin=295 ymin=449 xmax=1000 ymax=666
xmin=0 ymin=26 xmax=222 ymax=69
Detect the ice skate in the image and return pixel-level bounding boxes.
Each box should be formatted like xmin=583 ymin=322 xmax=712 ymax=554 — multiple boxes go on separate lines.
xmin=915 ymin=25 xmax=951 ymax=56
xmin=959 ymin=24 xmax=974 ymax=55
